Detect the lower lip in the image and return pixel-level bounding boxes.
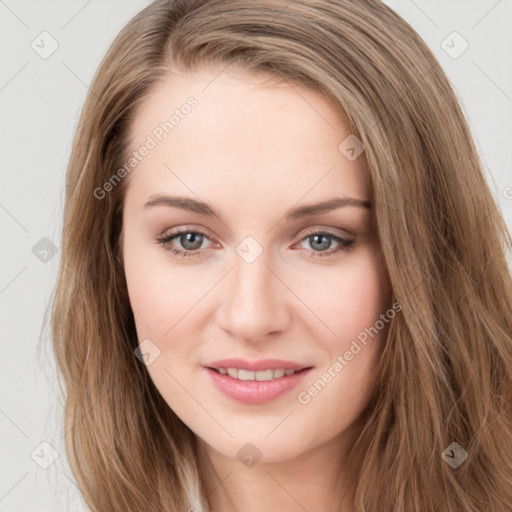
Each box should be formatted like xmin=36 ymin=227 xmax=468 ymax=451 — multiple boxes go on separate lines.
xmin=205 ymin=367 xmax=312 ymax=404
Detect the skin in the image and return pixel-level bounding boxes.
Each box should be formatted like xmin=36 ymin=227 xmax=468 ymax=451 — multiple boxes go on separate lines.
xmin=120 ymin=65 xmax=391 ymax=512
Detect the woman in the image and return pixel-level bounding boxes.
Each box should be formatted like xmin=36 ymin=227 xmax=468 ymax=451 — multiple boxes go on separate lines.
xmin=50 ymin=0 xmax=512 ymax=510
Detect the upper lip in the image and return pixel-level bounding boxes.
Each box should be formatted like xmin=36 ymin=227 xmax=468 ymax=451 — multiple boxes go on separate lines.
xmin=205 ymin=358 xmax=313 ymax=371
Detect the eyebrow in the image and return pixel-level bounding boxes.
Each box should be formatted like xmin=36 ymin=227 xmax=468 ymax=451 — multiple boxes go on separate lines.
xmin=143 ymin=194 xmax=371 ymax=220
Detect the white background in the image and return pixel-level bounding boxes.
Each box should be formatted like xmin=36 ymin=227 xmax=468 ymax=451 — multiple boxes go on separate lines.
xmin=1 ymin=1 xmax=511 ymax=510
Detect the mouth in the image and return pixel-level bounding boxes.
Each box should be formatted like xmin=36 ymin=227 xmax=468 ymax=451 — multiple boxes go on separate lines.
xmin=204 ymin=359 xmax=313 ymax=404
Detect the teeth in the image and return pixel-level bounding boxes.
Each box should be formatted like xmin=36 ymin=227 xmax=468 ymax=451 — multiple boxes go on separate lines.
xmin=217 ymin=368 xmax=300 ymax=380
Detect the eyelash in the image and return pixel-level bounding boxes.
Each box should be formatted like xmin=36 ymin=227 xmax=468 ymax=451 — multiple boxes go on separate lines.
xmin=155 ymin=226 xmax=355 ymax=259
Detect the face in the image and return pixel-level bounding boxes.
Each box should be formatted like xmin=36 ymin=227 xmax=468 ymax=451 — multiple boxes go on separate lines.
xmin=120 ymin=65 xmax=390 ymax=465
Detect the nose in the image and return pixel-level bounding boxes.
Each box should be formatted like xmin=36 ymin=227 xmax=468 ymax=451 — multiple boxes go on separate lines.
xmin=216 ymin=244 xmax=291 ymax=343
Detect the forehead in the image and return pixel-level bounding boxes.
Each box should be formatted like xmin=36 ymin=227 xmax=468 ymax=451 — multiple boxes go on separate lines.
xmin=124 ymin=66 xmax=368 ymax=209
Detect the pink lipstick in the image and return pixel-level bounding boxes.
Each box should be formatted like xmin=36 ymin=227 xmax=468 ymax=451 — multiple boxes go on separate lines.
xmin=204 ymin=358 xmax=313 ymax=405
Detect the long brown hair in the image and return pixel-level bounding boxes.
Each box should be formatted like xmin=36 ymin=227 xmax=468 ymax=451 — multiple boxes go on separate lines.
xmin=48 ymin=0 xmax=512 ymax=510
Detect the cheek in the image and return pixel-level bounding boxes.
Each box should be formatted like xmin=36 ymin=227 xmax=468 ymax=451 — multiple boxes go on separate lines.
xmin=336 ymin=252 xmax=389 ymax=338
xmin=292 ymin=246 xmax=389 ymax=417
xmin=296 ymin=245 xmax=389 ymax=347
xmin=123 ymin=237 xmax=205 ymax=340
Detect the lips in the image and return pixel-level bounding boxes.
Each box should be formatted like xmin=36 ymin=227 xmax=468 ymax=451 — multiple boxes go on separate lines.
xmin=204 ymin=358 xmax=313 ymax=404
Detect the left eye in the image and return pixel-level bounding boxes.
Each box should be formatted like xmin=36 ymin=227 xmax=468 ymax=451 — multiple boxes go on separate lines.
xmin=156 ymin=228 xmax=355 ymax=259
xmin=297 ymin=232 xmax=354 ymax=256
